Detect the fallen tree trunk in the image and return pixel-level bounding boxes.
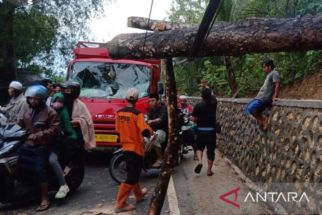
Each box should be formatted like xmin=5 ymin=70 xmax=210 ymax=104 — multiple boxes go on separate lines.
xmin=106 ymin=15 xmax=322 ymax=58
xmin=127 ymin=16 xmax=193 ymax=31
xmin=128 ymin=16 xmax=240 ymax=96
xmin=148 ymin=58 xmax=180 ymax=215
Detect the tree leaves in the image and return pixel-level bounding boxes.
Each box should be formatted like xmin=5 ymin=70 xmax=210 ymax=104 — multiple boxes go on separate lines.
xmin=0 ymin=0 xmax=105 ymax=82
xmin=168 ymin=0 xmax=322 ymax=97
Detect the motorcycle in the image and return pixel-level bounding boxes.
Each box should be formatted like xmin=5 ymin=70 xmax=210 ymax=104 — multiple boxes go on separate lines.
xmin=109 ymin=134 xmax=161 ymax=184
xmin=0 ymin=113 xmax=7 ymax=126
xmin=0 ymin=124 xmax=84 ymax=204
xmin=177 ymin=112 xmax=195 ymax=163
xmin=109 ymin=112 xmax=195 ymax=184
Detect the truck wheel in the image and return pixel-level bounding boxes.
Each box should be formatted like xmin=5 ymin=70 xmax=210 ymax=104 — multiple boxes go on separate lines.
xmin=109 ymin=152 xmax=127 ymax=184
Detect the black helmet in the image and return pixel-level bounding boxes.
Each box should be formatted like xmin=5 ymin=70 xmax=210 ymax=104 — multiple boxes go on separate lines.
xmin=61 ymin=81 xmax=81 ymax=99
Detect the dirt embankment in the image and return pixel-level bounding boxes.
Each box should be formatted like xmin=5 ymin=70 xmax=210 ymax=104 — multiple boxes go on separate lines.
xmin=280 ymin=70 xmax=322 ymax=100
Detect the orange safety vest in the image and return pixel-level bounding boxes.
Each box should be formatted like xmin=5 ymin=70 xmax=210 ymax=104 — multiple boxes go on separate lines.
xmin=115 ymin=106 xmax=152 ymax=157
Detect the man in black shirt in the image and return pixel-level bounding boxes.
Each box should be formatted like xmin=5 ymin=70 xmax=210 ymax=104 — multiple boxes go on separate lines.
xmin=147 ymin=93 xmax=168 ymax=168
xmin=192 ymin=88 xmax=217 ymax=176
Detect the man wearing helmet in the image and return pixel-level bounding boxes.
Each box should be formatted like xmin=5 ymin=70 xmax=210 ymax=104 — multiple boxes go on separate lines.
xmin=114 ymin=88 xmax=152 ymax=213
xmin=61 ymin=81 xmax=95 ymax=150
xmin=17 ymin=85 xmax=60 ymax=211
xmin=0 ymin=81 xmax=27 ymax=123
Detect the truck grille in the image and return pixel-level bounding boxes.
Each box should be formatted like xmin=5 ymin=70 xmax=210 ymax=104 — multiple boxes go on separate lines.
xmin=94 ymin=120 xmax=115 ymax=132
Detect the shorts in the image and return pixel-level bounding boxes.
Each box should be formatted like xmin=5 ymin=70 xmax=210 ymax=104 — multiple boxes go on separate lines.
xmin=195 ymin=130 xmax=216 ymax=161
xmin=245 ymin=99 xmax=271 ymax=115
xmin=196 ymin=130 xmax=216 ymax=150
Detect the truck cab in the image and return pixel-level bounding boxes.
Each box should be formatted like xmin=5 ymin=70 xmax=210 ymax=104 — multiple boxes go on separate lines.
xmin=66 ymin=42 xmax=161 ymax=149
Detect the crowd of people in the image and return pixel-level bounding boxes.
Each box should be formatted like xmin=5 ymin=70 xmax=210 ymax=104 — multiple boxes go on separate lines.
xmin=0 ymin=59 xmax=280 ymax=213
xmin=0 ymin=79 xmax=95 ymax=211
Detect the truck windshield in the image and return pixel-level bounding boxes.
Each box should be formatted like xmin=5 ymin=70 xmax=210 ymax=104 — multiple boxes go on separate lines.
xmin=69 ymin=62 xmax=151 ymax=99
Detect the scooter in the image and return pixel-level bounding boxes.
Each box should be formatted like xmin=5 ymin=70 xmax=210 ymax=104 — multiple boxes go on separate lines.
xmin=0 ymin=124 xmax=84 ymax=204
xmin=109 ymin=134 xmax=161 ymax=184
xmin=109 ymin=115 xmax=194 ymax=184
xmin=178 ymin=112 xmax=195 ymax=163
xmin=0 ymin=113 xmax=7 ymax=126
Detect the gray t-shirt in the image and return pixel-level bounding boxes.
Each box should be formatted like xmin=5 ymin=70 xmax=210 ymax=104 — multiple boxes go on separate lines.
xmin=255 ymin=70 xmax=280 ymax=101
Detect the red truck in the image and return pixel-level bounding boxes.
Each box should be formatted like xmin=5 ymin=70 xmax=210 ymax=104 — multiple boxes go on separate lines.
xmin=66 ymin=42 xmax=161 ymax=149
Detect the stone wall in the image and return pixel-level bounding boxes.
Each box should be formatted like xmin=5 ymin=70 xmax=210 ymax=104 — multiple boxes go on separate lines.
xmin=188 ymin=97 xmax=322 ymax=213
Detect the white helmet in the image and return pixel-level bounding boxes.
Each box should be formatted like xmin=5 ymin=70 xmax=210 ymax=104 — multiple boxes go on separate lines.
xmin=126 ymin=88 xmax=139 ymax=102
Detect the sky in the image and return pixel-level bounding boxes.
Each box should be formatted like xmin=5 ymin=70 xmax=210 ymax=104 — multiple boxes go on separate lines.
xmin=90 ymin=0 xmax=173 ymax=42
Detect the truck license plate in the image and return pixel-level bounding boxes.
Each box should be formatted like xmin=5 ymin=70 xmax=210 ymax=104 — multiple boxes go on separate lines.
xmin=95 ymin=134 xmax=118 ymax=142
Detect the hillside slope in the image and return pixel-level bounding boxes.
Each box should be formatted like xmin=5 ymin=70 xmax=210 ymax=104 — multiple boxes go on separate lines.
xmin=280 ymin=70 xmax=322 ymax=100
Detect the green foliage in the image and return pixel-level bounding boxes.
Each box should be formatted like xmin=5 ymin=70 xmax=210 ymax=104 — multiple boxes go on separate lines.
xmin=13 ymin=8 xmax=58 ymax=66
xmin=174 ymin=58 xmax=202 ymax=95
xmin=169 ymin=0 xmax=322 ymax=98
xmin=298 ymin=0 xmax=322 ymax=15
xmin=0 ymin=0 xmax=105 ymax=82
xmin=202 ymin=59 xmax=230 ymax=95
xmin=169 ymin=0 xmax=209 ymax=24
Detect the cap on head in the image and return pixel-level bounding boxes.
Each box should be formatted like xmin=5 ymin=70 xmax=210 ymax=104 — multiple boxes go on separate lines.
xmin=126 ymin=88 xmax=139 ymax=102
xmin=9 ymin=81 xmax=23 ymax=90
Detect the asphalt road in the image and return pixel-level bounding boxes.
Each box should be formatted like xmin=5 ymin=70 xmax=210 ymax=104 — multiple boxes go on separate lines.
xmin=0 ymin=152 xmax=161 ymax=215
xmin=0 ymin=150 xmax=275 ymax=215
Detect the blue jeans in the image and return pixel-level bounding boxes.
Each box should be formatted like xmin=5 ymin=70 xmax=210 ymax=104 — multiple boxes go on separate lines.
xmin=245 ymin=99 xmax=270 ymax=115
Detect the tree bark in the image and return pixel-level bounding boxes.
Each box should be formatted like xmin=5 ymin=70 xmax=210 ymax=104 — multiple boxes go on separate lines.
xmin=105 ymin=15 xmax=322 ymax=59
xmin=224 ymin=56 xmax=238 ymax=96
xmin=1 ymin=2 xmax=17 ymax=83
xmin=148 ymin=58 xmax=180 ymax=215
xmin=128 ymin=16 xmax=194 ymax=32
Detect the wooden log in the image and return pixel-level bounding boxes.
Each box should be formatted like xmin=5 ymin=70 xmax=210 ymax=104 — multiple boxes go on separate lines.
xmin=148 ymin=58 xmax=181 ymax=215
xmin=105 ymin=15 xmax=322 ymax=58
xmin=127 ymin=16 xmax=194 ymax=31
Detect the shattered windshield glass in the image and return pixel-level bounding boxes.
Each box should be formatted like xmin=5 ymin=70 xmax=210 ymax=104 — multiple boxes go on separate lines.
xmin=70 ymin=62 xmax=151 ymax=99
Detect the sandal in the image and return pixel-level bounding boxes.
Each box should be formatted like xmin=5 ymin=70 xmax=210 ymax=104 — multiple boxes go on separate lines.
xmin=194 ymin=164 xmax=203 ymax=174
xmin=36 ymin=202 xmax=50 ymax=212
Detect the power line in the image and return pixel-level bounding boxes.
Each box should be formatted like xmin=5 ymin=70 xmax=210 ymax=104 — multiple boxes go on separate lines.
xmin=190 ymin=0 xmax=221 ymax=57
xmin=142 ymin=0 xmax=154 ymax=53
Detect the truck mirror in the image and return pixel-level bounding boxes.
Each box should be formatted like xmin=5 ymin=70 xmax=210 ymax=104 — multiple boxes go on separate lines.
xmin=157 ymin=82 xmax=164 ymax=95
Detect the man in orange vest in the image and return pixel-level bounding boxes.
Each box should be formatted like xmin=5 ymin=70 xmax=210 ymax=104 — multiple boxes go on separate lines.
xmin=114 ymin=88 xmax=152 ymax=213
